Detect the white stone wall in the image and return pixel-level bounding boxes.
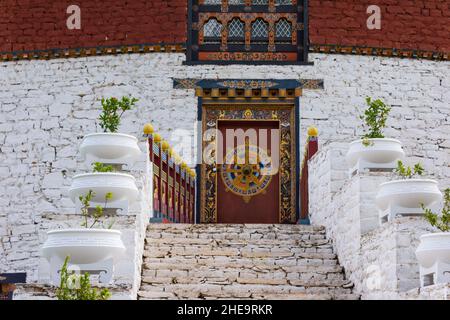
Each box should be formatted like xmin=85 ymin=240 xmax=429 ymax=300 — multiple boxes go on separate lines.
xmin=309 ymin=144 xmax=443 ymax=299
xmin=0 ymin=52 xmax=449 ymax=295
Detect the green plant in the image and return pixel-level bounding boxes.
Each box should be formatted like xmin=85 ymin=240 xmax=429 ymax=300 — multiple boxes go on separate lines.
xmin=56 ymin=256 xmax=111 ymax=300
xmin=79 ymin=190 xmax=115 ymax=229
xmin=99 ymin=96 xmax=138 ymax=133
xmin=394 ymin=160 xmax=424 ymax=179
xmin=422 ymin=188 xmax=450 ymax=232
xmin=92 ymin=162 xmax=114 ymax=173
xmin=360 ymin=97 xmax=391 ymax=140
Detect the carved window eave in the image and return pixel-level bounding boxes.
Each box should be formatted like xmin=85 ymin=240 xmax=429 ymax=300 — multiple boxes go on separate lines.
xmin=187 ymin=0 xmax=310 ymax=65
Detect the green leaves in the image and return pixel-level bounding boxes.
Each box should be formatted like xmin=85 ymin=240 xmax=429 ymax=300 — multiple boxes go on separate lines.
xmin=99 ymin=96 xmax=138 ymax=133
xmin=92 ymin=162 xmax=114 ymax=173
xmin=394 ymin=160 xmax=424 ymax=179
xmin=361 ymin=97 xmax=391 ymax=139
xmin=56 ymin=256 xmax=112 ymax=300
xmin=79 ymin=190 xmax=115 ymax=229
xmin=423 ymin=188 xmax=450 ymax=232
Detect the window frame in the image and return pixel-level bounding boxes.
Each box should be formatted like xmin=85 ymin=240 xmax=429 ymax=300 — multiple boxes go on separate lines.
xmin=186 ymin=0 xmax=310 ymax=65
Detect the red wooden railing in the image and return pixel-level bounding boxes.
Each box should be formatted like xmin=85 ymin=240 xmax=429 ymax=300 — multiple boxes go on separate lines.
xmin=145 ymin=125 xmax=196 ymax=224
xmin=300 ymin=128 xmax=319 ymax=222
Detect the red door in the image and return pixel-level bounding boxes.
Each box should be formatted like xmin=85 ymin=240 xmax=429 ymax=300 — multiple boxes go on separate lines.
xmin=216 ymin=120 xmax=280 ymax=223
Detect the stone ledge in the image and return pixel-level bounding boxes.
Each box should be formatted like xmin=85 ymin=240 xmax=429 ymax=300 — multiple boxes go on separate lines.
xmin=13 ymin=283 xmax=132 ymax=300
xmin=401 ymin=283 xmax=450 ymax=300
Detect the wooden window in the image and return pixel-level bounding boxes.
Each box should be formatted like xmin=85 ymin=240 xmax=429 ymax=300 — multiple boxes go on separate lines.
xmin=187 ymin=0 xmax=309 ymax=64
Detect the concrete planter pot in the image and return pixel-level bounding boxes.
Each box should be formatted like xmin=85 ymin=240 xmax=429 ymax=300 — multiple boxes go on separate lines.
xmin=42 ymin=229 xmax=125 ymax=265
xmin=376 ymin=179 xmax=442 ymax=221
xmin=80 ymin=133 xmax=141 ymax=166
xmin=346 ymin=138 xmax=404 ymax=174
xmin=69 ymin=172 xmax=139 ymax=207
xmin=41 ymin=229 xmax=126 ymax=284
xmin=415 ymin=233 xmax=450 ymax=286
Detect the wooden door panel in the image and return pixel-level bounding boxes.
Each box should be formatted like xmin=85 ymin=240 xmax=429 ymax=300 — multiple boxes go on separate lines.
xmin=217 ymin=120 xmax=280 ymax=223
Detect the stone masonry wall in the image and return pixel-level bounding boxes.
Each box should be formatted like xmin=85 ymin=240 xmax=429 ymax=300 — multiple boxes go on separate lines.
xmin=0 ymin=52 xmax=449 ymax=290
xmin=309 ymin=144 xmax=442 ymax=299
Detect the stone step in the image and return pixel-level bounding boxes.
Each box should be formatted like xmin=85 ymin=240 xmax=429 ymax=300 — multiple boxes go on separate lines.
xmin=147 ymin=223 xmax=325 ymax=232
xmin=140 ymin=275 xmax=350 ymax=288
xmin=142 ymin=258 xmax=339 ymax=273
xmin=144 ymin=238 xmax=331 ymax=248
xmin=146 ymin=225 xmax=327 ymax=240
xmin=142 ymin=264 xmax=345 ymax=279
xmin=143 ymin=251 xmax=337 ymax=264
xmin=138 ymin=283 xmax=355 ymax=300
xmin=142 ymin=245 xmax=334 ymax=260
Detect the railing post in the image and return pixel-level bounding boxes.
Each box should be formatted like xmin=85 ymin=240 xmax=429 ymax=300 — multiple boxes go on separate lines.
xmin=168 ymin=149 xmax=175 ymax=222
xmin=144 ymin=123 xmax=197 ymax=224
xmin=300 ymin=127 xmax=319 ymax=223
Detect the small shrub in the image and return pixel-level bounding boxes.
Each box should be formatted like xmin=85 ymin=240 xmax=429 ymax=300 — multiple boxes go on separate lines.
xmin=423 ymin=188 xmax=450 ymax=232
xmin=394 ymin=160 xmax=424 ymax=179
xmin=99 ymin=96 xmax=138 ymax=133
xmin=360 ymin=97 xmax=391 ymax=140
xmin=79 ymin=190 xmax=115 ymax=229
xmin=92 ymin=162 xmax=114 ymax=173
xmin=56 ymin=256 xmax=111 ymax=300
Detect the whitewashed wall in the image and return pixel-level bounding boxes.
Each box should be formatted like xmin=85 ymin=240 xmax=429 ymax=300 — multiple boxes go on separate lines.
xmin=0 ymin=53 xmax=449 ymax=288
xmin=308 ymin=144 xmax=443 ymax=299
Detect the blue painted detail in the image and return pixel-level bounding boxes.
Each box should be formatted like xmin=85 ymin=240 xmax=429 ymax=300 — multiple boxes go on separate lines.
xmin=173 ymin=78 xmax=324 ymax=90
xmin=298 ymin=218 xmax=310 ymax=225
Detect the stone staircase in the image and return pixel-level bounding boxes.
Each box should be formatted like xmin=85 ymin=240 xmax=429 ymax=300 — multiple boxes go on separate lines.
xmin=138 ymin=224 xmax=359 ymax=300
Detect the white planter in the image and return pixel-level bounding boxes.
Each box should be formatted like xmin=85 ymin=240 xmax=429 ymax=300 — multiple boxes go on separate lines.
xmin=41 ymin=229 xmax=126 ymax=284
xmin=376 ymin=179 xmax=442 ymax=221
xmin=415 ymin=233 xmax=450 ymax=286
xmin=69 ymin=173 xmax=139 ymax=211
xmin=42 ymin=229 xmax=125 ymax=265
xmin=346 ymin=138 xmax=404 ymax=174
xmin=80 ymin=133 xmax=142 ymax=167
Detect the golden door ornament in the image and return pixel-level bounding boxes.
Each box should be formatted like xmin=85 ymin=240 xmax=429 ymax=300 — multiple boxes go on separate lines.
xmin=220 ymin=141 xmax=273 ymax=204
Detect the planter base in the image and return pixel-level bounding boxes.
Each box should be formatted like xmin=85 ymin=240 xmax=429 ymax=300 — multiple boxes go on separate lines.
xmin=83 ymin=154 xmax=138 ymax=171
xmin=349 ymin=159 xmax=397 ymax=178
xmin=380 ymin=205 xmax=423 ymax=223
xmin=74 ymin=199 xmax=130 ymax=215
xmin=420 ymin=261 xmax=450 ymax=287
xmin=49 ymin=256 xmax=114 ymax=285
xmin=379 ymin=203 xmax=440 ymax=223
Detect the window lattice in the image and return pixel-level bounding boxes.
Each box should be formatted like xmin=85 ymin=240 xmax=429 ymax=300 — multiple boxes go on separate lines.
xmin=229 ymin=0 xmax=245 ymax=5
xmin=276 ymin=19 xmax=292 ymax=38
xmin=228 ymin=19 xmax=245 ymax=39
xmin=275 ymin=0 xmax=292 ymax=5
xmin=252 ymin=0 xmax=269 ymax=5
xmin=203 ymin=0 xmax=222 ymax=4
xmin=251 ymin=19 xmax=269 ymax=38
xmin=188 ymin=0 xmax=306 ymax=63
xmin=204 ymin=19 xmax=223 ymax=40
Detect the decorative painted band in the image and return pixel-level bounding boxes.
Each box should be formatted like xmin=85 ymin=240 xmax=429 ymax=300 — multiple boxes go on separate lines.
xmin=309 ymin=44 xmax=450 ymax=62
xmin=1 ymin=42 xmax=449 ymax=62
xmin=0 ymin=43 xmax=185 ymax=62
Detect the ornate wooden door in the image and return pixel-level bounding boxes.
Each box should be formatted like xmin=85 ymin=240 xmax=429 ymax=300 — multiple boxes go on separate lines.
xmin=200 ymin=104 xmax=297 ymax=224
xmin=217 ymin=120 xmax=280 ymax=223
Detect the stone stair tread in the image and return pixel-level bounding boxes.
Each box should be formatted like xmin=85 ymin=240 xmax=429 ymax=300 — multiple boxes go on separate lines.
xmin=145 ymin=237 xmax=329 ymax=246
xmin=141 ymin=275 xmax=350 ymax=287
xmin=147 ymin=224 xmax=325 ymax=232
xmin=139 ymin=283 xmax=354 ymax=299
